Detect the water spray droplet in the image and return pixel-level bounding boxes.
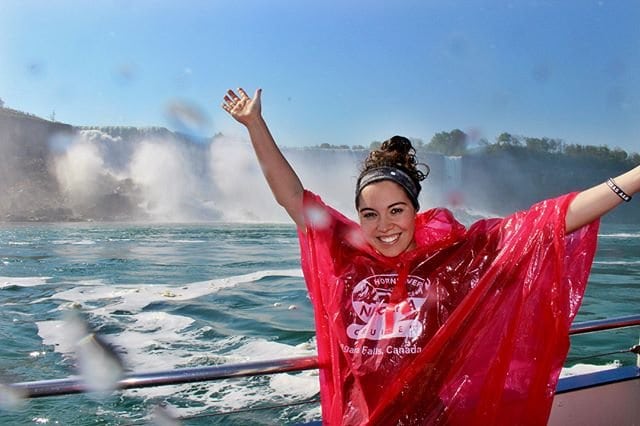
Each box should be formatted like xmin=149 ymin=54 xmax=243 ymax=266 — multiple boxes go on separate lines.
xmin=113 ymin=63 xmax=136 ymax=85
xmin=65 ymin=311 xmax=126 ymax=395
xmin=304 ymin=205 xmax=331 ymax=229
xmin=164 ymin=99 xmax=210 ymax=139
xmin=346 ymin=229 xmax=368 ymax=250
xmin=0 ymin=383 xmax=26 ymax=410
xmin=151 ymin=402 xmax=182 ymax=426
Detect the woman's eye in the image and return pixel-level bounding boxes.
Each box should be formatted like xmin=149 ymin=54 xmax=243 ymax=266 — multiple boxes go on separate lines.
xmin=362 ymin=212 xmax=376 ymax=219
xmin=390 ymin=207 xmax=404 ymax=215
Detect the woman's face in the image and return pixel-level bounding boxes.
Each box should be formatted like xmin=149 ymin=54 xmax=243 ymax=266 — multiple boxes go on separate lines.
xmin=357 ymin=180 xmax=417 ymax=257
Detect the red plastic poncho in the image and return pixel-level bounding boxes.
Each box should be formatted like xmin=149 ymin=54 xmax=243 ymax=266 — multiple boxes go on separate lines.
xmin=298 ymin=190 xmax=599 ymax=425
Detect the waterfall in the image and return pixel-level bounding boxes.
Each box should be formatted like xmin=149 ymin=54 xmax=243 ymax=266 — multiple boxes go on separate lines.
xmin=443 ymin=156 xmax=462 ymax=189
xmin=439 ymin=155 xmax=464 ymax=209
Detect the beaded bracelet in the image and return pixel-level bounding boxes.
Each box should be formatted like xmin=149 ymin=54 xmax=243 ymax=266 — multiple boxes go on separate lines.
xmin=606 ymin=178 xmax=632 ymax=202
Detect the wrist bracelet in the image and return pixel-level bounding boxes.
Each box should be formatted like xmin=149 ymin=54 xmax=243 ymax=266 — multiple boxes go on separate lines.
xmin=606 ymin=178 xmax=632 ymax=202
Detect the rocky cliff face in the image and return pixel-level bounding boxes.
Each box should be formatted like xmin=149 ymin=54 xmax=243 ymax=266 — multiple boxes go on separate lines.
xmin=0 ymin=109 xmax=153 ymax=221
xmin=0 ymin=108 xmax=74 ymax=221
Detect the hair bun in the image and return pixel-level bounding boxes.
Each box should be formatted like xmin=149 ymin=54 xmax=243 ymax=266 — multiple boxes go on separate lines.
xmin=361 ymin=135 xmax=428 ymax=184
xmin=381 ymin=135 xmax=413 ymax=156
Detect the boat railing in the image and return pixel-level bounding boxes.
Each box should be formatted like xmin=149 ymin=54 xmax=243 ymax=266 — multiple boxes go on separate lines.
xmin=8 ymin=356 xmax=321 ymax=399
xmin=568 ymin=314 xmax=640 ymax=336
xmin=3 ymin=314 xmax=639 ymax=423
xmin=6 ymin=314 xmax=640 ymax=399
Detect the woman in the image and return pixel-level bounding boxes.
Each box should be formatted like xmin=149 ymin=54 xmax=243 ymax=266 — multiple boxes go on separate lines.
xmin=222 ymin=88 xmax=640 ymax=425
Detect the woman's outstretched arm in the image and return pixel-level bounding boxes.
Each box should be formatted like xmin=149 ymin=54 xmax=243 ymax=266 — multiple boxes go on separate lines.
xmin=565 ymin=165 xmax=640 ymax=233
xmin=222 ymin=88 xmax=305 ymax=228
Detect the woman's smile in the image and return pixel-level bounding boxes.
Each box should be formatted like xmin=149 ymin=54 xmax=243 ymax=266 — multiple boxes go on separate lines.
xmin=378 ymin=233 xmax=401 ymax=244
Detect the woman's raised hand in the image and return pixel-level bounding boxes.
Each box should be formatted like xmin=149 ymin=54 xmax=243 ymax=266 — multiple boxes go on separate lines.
xmin=222 ymin=88 xmax=262 ymax=126
xmin=220 ymin=86 xmax=305 ymax=227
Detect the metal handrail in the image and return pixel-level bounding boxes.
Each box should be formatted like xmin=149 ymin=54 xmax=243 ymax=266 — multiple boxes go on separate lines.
xmin=9 ymin=356 xmax=320 ymax=399
xmin=568 ymin=314 xmax=640 ymax=335
xmin=7 ymin=314 xmax=640 ymax=399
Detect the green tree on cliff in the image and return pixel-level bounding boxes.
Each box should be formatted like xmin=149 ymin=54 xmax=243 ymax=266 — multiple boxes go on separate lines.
xmin=426 ymin=129 xmax=468 ymax=156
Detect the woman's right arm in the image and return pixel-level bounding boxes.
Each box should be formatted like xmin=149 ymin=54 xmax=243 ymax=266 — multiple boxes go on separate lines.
xmin=222 ymin=88 xmax=305 ymax=228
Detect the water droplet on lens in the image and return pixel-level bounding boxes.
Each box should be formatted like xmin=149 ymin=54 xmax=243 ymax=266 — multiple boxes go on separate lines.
xmin=304 ymin=205 xmax=330 ymax=229
xmin=164 ymin=99 xmax=210 ymax=139
xmin=0 ymin=383 xmax=26 ymax=410
xmin=65 ymin=311 xmax=126 ymax=395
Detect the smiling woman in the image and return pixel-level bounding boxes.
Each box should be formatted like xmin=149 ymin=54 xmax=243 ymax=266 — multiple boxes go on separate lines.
xmin=222 ymin=86 xmax=639 ymax=425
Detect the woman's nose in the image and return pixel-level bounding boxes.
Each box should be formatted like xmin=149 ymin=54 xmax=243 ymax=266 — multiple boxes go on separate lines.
xmin=377 ymin=216 xmax=392 ymax=232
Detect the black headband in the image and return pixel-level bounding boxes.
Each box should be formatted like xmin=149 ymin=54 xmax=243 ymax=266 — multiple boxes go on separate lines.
xmin=355 ymin=166 xmax=420 ymax=210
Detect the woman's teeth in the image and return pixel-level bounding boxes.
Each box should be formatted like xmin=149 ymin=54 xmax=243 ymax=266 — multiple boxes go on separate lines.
xmin=379 ymin=234 xmax=400 ymax=244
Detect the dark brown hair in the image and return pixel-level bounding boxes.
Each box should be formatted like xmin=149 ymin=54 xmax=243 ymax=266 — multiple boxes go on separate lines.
xmin=360 ymin=135 xmax=429 ymax=186
xmin=356 ymin=136 xmax=429 ymax=209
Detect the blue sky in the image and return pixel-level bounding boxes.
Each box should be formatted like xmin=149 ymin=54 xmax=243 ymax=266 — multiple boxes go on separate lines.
xmin=1 ymin=0 xmax=639 ymax=153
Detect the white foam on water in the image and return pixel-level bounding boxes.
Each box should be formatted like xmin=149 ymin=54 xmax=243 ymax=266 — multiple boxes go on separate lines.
xmin=49 ymin=269 xmax=303 ymax=315
xmin=37 ymin=311 xmax=200 ymax=371
xmin=269 ymin=371 xmax=319 ymax=400
xmin=230 ymin=338 xmax=315 ymax=361
xmin=37 ymin=320 xmax=76 ymax=354
xmin=292 ymin=405 xmax=323 ymax=424
xmin=0 ymin=276 xmax=51 ymax=289
xmin=194 ymin=336 xmax=317 ymax=403
xmin=74 ymin=279 xmax=109 ymax=286
xmin=116 ymin=312 xmax=198 ymax=370
xmin=598 ymin=232 xmax=640 ymax=239
xmin=35 ymin=268 xmax=315 ymax=423
xmin=114 ymin=335 xmax=319 ymax=422
xmin=560 ymin=360 xmax=622 ymax=377
xmin=129 ymin=336 xmax=320 ymax=418
xmin=52 ymin=239 xmax=96 ymax=245
xmin=594 ymin=260 xmax=640 ymax=266
xmin=120 ymin=337 xmax=318 ymax=418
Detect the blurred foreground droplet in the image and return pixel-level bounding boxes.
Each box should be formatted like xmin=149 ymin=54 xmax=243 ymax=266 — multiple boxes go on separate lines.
xmin=0 ymin=383 xmax=26 ymax=410
xmin=151 ymin=402 xmax=182 ymax=426
xmin=65 ymin=311 xmax=126 ymax=395
xmin=445 ymin=190 xmax=465 ymax=208
xmin=26 ymin=61 xmax=45 ymax=77
xmin=164 ymin=99 xmax=210 ymax=139
xmin=113 ymin=63 xmax=136 ymax=85
xmin=346 ymin=229 xmax=368 ymax=251
xmin=304 ymin=205 xmax=330 ymax=230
